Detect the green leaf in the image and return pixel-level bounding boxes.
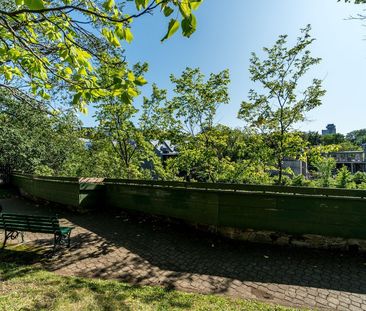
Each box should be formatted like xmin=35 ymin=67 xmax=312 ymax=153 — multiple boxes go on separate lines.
xmin=128 ymin=87 xmax=138 ymax=97
xmin=189 ymin=0 xmax=203 ymax=10
xmin=102 ymin=28 xmax=120 ymax=47
xmin=15 ymin=0 xmax=24 ymax=5
xmin=124 ymin=28 xmax=134 ymax=43
xmin=4 ymin=70 xmax=12 ymax=81
xmin=103 ymin=0 xmax=115 ymax=11
xmin=135 ymin=0 xmax=149 ymax=10
xmin=24 ymin=0 xmax=45 ymax=10
xmin=179 ymin=2 xmax=191 ymax=18
xmin=127 ymin=71 xmax=135 ymax=81
xmin=115 ymin=27 xmax=133 ymax=43
xmin=181 ymin=14 xmax=197 ymax=38
xmin=72 ymin=92 xmax=82 ymax=106
xmin=163 ymin=6 xmax=174 ymax=17
xmin=161 ymin=19 xmax=180 ymax=42
xmin=64 ymin=67 xmax=73 ymax=75
xmin=135 ymin=76 xmax=147 ymax=86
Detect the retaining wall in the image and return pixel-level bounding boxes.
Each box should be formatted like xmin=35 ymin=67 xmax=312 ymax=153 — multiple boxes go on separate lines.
xmin=10 ymin=174 xmax=366 ymax=241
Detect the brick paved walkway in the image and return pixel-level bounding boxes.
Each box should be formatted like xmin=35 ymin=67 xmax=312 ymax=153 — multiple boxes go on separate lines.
xmin=1 ymin=196 xmax=366 ymax=310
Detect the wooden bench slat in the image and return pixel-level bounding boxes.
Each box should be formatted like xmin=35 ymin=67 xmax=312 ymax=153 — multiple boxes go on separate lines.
xmin=0 ymin=224 xmax=58 ymax=230
xmin=1 ymin=214 xmax=58 ymax=220
xmin=0 ymin=212 xmax=74 ymax=251
xmin=0 ymin=220 xmax=59 ymax=228
xmin=0 ymin=219 xmax=57 ymax=225
xmin=1 ymin=227 xmax=56 ymax=233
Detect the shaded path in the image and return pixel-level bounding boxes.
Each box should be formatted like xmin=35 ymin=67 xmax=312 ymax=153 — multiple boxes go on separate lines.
xmin=1 ymin=196 xmax=366 ymax=310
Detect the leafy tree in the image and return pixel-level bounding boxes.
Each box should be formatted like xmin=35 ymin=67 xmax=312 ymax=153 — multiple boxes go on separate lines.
xmin=163 ymin=67 xmax=230 ymax=182
xmin=302 ymin=131 xmax=322 ymax=146
xmin=346 ymin=129 xmax=366 ymax=145
xmin=313 ymin=157 xmax=336 ymax=188
xmin=0 ymin=90 xmax=84 ymax=174
xmin=320 ymin=133 xmax=345 ymax=145
xmin=0 ymin=0 xmax=203 ymax=109
xmin=139 ymin=84 xmax=179 ymax=142
xmin=335 ymin=166 xmax=355 ymax=189
xmin=352 ymin=171 xmax=366 ymax=185
xmin=291 ymin=174 xmax=314 ymax=187
xmin=238 ymin=25 xmax=326 ymax=184
xmin=95 ymin=90 xmax=167 ymax=179
xmin=170 ymin=67 xmax=230 ymax=135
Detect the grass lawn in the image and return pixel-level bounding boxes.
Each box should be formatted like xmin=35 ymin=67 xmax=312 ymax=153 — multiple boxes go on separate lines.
xmin=0 ymin=247 xmax=302 ymax=311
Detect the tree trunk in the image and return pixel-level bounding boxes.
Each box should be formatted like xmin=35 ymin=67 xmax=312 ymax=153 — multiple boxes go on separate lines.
xmin=278 ymin=158 xmax=283 ymax=185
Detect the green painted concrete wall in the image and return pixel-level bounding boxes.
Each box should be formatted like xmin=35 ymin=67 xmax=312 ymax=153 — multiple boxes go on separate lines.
xmin=11 ymin=174 xmax=366 ymax=239
xmin=105 ymin=182 xmax=366 ymax=239
xmin=11 ymin=175 xmax=80 ymax=206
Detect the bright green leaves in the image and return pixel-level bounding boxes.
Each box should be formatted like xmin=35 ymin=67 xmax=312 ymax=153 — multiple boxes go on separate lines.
xmin=63 ymin=67 xmax=73 ymax=78
xmin=189 ymin=0 xmax=203 ymax=10
xmin=181 ymin=14 xmax=197 ymax=37
xmin=161 ymin=19 xmax=180 ymax=42
xmin=102 ymin=0 xmax=115 ymax=11
xmin=163 ymin=6 xmax=174 ymax=17
xmin=4 ymin=68 xmax=12 ymax=81
xmin=72 ymin=92 xmax=82 ymax=107
xmin=24 ymin=0 xmax=45 ymax=10
xmin=239 ymin=25 xmax=324 ymax=184
xmin=0 ymin=0 xmax=203 ymax=114
xmin=115 ymin=25 xmax=134 ymax=43
xmin=15 ymin=0 xmax=47 ymax=10
xmin=161 ymin=0 xmax=202 ymax=41
xmin=102 ymin=28 xmax=120 ymax=47
xmin=135 ymin=0 xmax=149 ymax=10
xmin=179 ymin=1 xmax=191 ymax=18
xmin=135 ymin=76 xmax=147 ymax=86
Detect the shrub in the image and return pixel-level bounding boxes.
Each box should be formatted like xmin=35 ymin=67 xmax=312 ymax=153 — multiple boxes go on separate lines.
xmin=291 ymin=175 xmax=312 ymax=187
xmin=335 ymin=166 xmax=355 ymax=189
xmin=313 ymin=157 xmax=336 ymax=187
xmin=353 ymin=171 xmax=366 ymax=185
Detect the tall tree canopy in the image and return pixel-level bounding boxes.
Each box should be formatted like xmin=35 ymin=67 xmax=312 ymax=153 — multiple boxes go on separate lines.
xmin=0 ymin=0 xmax=203 ymax=110
xmin=238 ymin=25 xmax=326 ymax=184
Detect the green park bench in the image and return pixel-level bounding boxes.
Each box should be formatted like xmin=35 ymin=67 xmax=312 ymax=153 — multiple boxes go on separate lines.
xmin=0 ymin=212 xmax=74 ymax=251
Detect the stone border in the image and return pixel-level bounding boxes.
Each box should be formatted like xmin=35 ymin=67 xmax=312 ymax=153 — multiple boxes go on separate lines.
xmin=215 ymin=227 xmax=366 ymax=253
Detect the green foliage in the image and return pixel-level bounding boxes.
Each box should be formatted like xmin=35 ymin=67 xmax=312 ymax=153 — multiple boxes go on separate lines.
xmin=163 ymin=68 xmax=232 ymax=182
xmin=335 ymin=166 xmax=356 ymax=189
xmin=320 ymin=133 xmax=345 ymax=145
xmin=94 ymin=79 xmax=166 ymax=179
xmin=0 ymin=0 xmax=203 ymax=109
xmin=170 ymin=67 xmax=230 ymax=135
xmin=346 ymin=129 xmax=366 ymax=145
xmin=0 ymin=90 xmax=84 ymax=174
xmin=313 ymin=157 xmax=336 ymax=188
xmin=352 ymin=171 xmax=366 ymax=185
xmin=238 ymin=25 xmax=325 ymax=184
xmin=291 ymin=175 xmax=314 ymax=187
xmin=139 ymin=84 xmax=179 ymax=141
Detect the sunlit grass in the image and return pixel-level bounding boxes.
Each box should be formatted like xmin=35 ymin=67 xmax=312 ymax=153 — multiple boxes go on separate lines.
xmin=0 ymin=248 xmax=302 ymax=311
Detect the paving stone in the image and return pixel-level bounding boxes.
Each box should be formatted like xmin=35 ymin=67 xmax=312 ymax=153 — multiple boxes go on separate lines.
xmin=1 ymin=196 xmax=366 ymax=311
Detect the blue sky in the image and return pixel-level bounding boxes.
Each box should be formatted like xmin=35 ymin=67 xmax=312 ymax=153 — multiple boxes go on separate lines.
xmin=80 ymin=0 xmax=366 ymax=134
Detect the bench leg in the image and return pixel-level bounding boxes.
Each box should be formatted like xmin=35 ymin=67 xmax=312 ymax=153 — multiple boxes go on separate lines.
xmin=67 ymin=231 xmax=71 ymax=248
xmin=2 ymin=230 xmax=8 ymax=249
xmin=53 ymin=233 xmax=59 ymax=253
xmin=53 ymin=231 xmax=72 ymax=253
xmin=2 ymin=231 xmax=22 ymax=249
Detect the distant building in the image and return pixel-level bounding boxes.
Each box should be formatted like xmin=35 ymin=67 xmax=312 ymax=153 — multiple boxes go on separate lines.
xmin=151 ymin=140 xmax=179 ymax=161
xmin=328 ymin=149 xmax=366 ymax=173
xmin=322 ymin=124 xmax=336 ymax=136
xmin=283 ymin=159 xmax=308 ymax=177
